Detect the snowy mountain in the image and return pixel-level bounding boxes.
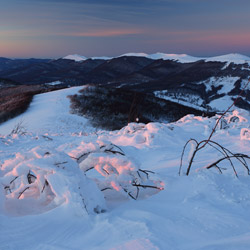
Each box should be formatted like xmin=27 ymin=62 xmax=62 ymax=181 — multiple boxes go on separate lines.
xmin=0 ymin=87 xmax=250 ymax=249
xmin=205 ymin=53 xmax=250 ymax=65
xmin=63 ymin=52 xmax=250 ymax=64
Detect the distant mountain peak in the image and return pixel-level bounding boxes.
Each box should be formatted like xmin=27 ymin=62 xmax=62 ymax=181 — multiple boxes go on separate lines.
xmin=63 ymin=54 xmax=87 ymax=62
xmin=117 ymin=52 xmax=201 ymax=63
xmin=205 ymin=53 xmax=250 ymax=64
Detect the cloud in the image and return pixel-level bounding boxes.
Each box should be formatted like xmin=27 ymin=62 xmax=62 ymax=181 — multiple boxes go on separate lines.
xmin=58 ymin=29 xmax=144 ymax=37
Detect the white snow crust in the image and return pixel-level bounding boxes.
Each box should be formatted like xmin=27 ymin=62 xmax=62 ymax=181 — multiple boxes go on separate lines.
xmin=0 ymin=87 xmax=250 ymax=250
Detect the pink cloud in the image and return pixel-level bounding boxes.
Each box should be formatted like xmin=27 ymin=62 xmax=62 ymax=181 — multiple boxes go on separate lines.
xmin=60 ymin=29 xmax=144 ymax=37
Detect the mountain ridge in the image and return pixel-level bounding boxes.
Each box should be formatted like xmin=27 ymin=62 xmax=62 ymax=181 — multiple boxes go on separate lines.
xmin=62 ymin=52 xmax=250 ymax=65
xmin=0 ymin=53 xmax=249 ymax=113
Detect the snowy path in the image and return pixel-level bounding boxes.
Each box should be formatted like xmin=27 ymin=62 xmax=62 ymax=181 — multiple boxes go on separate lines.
xmin=0 ymin=86 xmax=89 ymax=135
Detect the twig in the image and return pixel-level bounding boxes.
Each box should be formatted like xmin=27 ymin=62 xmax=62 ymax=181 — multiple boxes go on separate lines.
xmin=132 ymin=183 xmax=163 ymax=190
xmin=27 ymin=171 xmax=36 ymax=184
xmin=206 ymin=154 xmax=250 ymax=170
xmin=54 ymin=161 xmax=68 ymax=166
xmin=103 ymin=168 xmax=109 ymax=175
xmin=103 ymin=144 xmax=125 ymax=156
xmin=104 ymin=149 xmax=125 ymax=156
xmin=18 ymin=187 xmax=30 ymax=199
xmin=179 ymin=139 xmax=198 ymax=175
xmin=42 ymin=135 xmax=53 ymax=141
xmin=4 ymin=186 xmax=11 ymax=193
xmin=41 ymin=180 xmax=49 ymax=193
xmin=10 ymin=176 xmax=18 ymax=184
xmin=138 ymin=169 xmax=155 ymax=179
xmin=85 ymin=166 xmax=94 ymax=172
xmin=101 ymin=187 xmax=112 ymax=191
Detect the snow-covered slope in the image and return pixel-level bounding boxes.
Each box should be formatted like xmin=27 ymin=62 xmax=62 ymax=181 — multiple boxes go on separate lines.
xmin=0 ymin=86 xmax=91 ymax=135
xmin=206 ymin=53 xmax=250 ymax=64
xmin=0 ymin=87 xmax=250 ymax=250
xmin=155 ymin=77 xmax=250 ymax=112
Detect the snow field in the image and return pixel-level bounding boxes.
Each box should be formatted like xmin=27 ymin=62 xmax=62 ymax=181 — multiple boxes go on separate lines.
xmin=0 ymin=87 xmax=250 ymax=249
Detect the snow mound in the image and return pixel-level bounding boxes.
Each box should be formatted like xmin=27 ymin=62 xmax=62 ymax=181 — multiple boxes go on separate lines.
xmin=63 ymin=54 xmax=87 ymax=62
xmin=0 ymin=146 xmax=106 ymax=216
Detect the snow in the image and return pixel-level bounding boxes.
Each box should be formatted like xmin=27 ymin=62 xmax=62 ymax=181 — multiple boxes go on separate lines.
xmin=63 ymin=55 xmax=112 ymax=62
xmin=154 ymin=76 xmax=248 ymax=112
xmin=45 ymin=80 xmax=62 ymax=86
xmin=118 ymin=52 xmax=201 ymax=63
xmin=208 ymin=78 xmax=250 ymax=111
xmin=120 ymin=52 xmax=250 ymax=64
xmin=209 ymin=95 xmax=236 ymax=111
xmin=0 ymin=87 xmax=250 ymax=249
xmin=0 ymin=86 xmax=91 ymax=135
xmin=63 ymin=52 xmax=250 ymax=65
xmin=206 ymin=53 xmax=250 ymax=66
xmin=91 ymin=56 xmax=113 ymax=60
xmin=63 ymin=54 xmax=88 ymax=62
xmin=154 ymin=90 xmax=206 ymax=111
xmin=147 ymin=53 xmax=202 ymax=63
xmin=119 ymin=52 xmax=149 ymax=58
xmin=199 ymin=76 xmax=240 ymax=93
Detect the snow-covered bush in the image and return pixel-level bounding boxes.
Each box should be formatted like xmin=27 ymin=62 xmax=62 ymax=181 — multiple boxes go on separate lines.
xmin=218 ymin=110 xmax=248 ymax=130
xmin=180 ymin=109 xmax=250 ymax=176
xmin=0 ymin=146 xmax=106 ymax=216
xmin=69 ymin=141 xmax=164 ymax=200
xmin=241 ymin=128 xmax=250 ymax=140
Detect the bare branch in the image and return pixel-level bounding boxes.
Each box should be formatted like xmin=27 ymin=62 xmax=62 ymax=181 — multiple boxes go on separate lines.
xmin=180 ymin=79 xmax=250 ymax=176
xmin=18 ymin=187 xmax=30 ymax=199
xmin=179 ymin=139 xmax=198 ymax=175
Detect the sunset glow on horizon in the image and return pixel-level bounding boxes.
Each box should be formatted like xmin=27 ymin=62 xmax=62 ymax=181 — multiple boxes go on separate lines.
xmin=1 ymin=0 xmax=250 ymax=58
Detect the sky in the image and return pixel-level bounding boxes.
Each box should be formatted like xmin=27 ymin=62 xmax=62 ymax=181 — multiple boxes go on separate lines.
xmin=0 ymin=0 xmax=250 ymax=58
